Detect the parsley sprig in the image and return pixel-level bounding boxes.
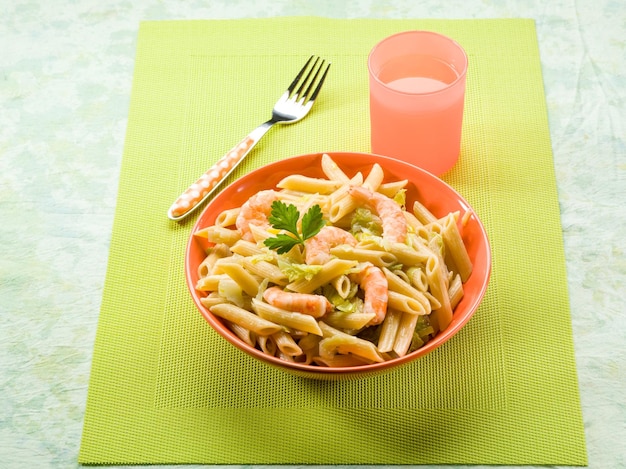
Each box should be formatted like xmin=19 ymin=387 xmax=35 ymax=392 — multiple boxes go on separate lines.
xmin=263 ymin=201 xmax=325 ymax=254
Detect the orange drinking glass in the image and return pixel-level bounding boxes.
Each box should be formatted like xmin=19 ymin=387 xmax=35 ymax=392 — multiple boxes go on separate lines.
xmin=368 ymin=31 xmax=468 ymax=175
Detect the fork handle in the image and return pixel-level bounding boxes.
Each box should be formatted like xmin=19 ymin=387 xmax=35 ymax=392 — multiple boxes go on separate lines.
xmin=168 ymin=123 xmax=273 ymax=220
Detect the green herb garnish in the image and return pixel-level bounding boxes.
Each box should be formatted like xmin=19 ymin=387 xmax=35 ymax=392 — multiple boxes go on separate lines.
xmin=263 ymin=201 xmax=325 ymax=254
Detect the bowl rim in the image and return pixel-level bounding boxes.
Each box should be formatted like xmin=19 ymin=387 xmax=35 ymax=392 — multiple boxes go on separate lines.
xmin=185 ymin=151 xmax=492 ymax=376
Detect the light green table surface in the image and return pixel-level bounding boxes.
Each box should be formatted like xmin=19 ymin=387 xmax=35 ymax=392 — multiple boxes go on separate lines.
xmin=1 ymin=1 xmax=624 ymax=469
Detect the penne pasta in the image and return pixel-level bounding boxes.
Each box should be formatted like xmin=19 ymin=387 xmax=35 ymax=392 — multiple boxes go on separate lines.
xmin=252 ymin=299 xmax=323 ymax=336
xmin=412 ymin=199 xmax=438 ymax=224
xmin=287 ymin=258 xmax=358 ymax=293
xmin=328 ymin=178 xmax=362 ymax=222
xmin=403 ymin=210 xmax=424 ymax=231
xmin=393 ymin=312 xmax=418 ymax=357
xmin=200 ymin=292 xmax=228 ymax=308
xmin=230 ymin=239 xmax=269 ymax=257
xmin=424 ymin=291 xmax=442 ymax=310
xmin=387 ymin=242 xmax=431 ymax=266
xmin=248 ymin=223 xmax=274 ymax=243
xmin=271 ymin=331 xmax=303 ymax=357
xmin=210 ymin=303 xmax=282 ymax=336
xmin=406 ymin=265 xmax=428 ymax=292
xmin=323 ymin=312 xmax=377 ymax=331
xmin=318 ymin=320 xmax=344 ymax=338
xmin=377 ymin=309 xmax=403 ymax=353
xmin=461 ymin=209 xmax=472 ymax=226
xmin=390 ymin=267 xmax=410 ymax=284
xmin=227 ymin=322 xmax=256 ymax=347
xmin=388 ymin=290 xmax=428 ymax=315
xmin=376 ymin=179 xmax=408 ymax=198
xmin=241 ymin=257 xmax=288 ymax=286
xmin=215 ymin=261 xmax=260 ymax=297
xmin=278 ymin=191 xmax=330 ymax=213
xmin=331 ymin=274 xmax=351 ymax=299
xmin=318 ymin=335 xmax=385 ymax=363
xmin=196 ymin=274 xmax=229 ymax=292
xmin=214 ymin=207 xmax=241 ymax=227
xmin=448 ymin=273 xmax=464 ymax=310
xmin=425 ymin=255 xmax=453 ymax=332
xmin=362 ymin=163 xmax=385 ymax=191
xmin=298 ymin=333 xmax=321 ymax=352
xmin=197 ymin=243 xmax=231 ymax=278
xmin=277 ymin=174 xmax=343 ymax=194
xmin=277 ymin=351 xmax=297 ymax=362
xmin=330 ymin=245 xmax=398 ymax=268
xmin=383 ymin=267 xmax=432 ymax=313
xmin=436 ymin=213 xmax=473 ymax=282
xmin=257 ymin=335 xmax=277 ymax=356
xmin=321 ymin=153 xmax=351 ymax=182
xmin=314 ymin=354 xmax=372 ymax=368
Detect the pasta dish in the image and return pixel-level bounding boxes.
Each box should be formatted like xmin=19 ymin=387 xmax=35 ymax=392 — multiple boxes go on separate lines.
xmin=192 ymin=154 xmax=473 ymax=367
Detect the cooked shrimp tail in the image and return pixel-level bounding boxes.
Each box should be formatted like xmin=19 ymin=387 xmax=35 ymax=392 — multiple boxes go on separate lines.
xmin=349 ymin=186 xmax=408 ymax=244
xmin=304 ymin=225 xmax=357 ymax=265
xmin=235 ymin=190 xmax=279 ymax=241
xmin=350 ymin=262 xmax=388 ymax=325
xmin=263 ymin=286 xmax=332 ymax=318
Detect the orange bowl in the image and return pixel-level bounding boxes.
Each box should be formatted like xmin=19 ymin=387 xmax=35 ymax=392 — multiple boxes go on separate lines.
xmin=185 ymin=152 xmax=491 ymax=380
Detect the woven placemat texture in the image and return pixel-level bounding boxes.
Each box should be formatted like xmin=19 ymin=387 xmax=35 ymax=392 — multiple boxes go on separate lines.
xmin=79 ymin=17 xmax=587 ymax=465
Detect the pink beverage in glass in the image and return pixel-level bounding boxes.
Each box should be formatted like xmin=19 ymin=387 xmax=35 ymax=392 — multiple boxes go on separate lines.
xmin=368 ymin=31 xmax=468 ymax=175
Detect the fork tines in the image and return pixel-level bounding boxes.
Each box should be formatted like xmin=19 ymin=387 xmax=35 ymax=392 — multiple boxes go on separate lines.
xmin=288 ymin=56 xmax=331 ymax=103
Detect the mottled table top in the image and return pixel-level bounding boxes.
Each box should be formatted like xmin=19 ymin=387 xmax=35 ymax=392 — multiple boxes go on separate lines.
xmin=1 ymin=1 xmax=624 ymax=468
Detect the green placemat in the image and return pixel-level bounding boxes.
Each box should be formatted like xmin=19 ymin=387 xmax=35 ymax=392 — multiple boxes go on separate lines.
xmin=79 ymin=17 xmax=587 ymax=465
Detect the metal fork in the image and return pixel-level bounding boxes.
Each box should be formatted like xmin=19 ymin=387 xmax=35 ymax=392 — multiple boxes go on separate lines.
xmin=168 ymin=56 xmax=331 ymax=221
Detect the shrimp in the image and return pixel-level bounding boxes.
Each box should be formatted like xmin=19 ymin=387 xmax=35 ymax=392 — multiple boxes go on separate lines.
xmin=235 ymin=190 xmax=279 ymax=241
xmin=348 ymin=186 xmax=407 ymax=244
xmin=304 ymin=225 xmax=357 ymax=265
xmin=350 ymin=262 xmax=388 ymax=325
xmin=263 ymin=286 xmax=332 ymax=318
